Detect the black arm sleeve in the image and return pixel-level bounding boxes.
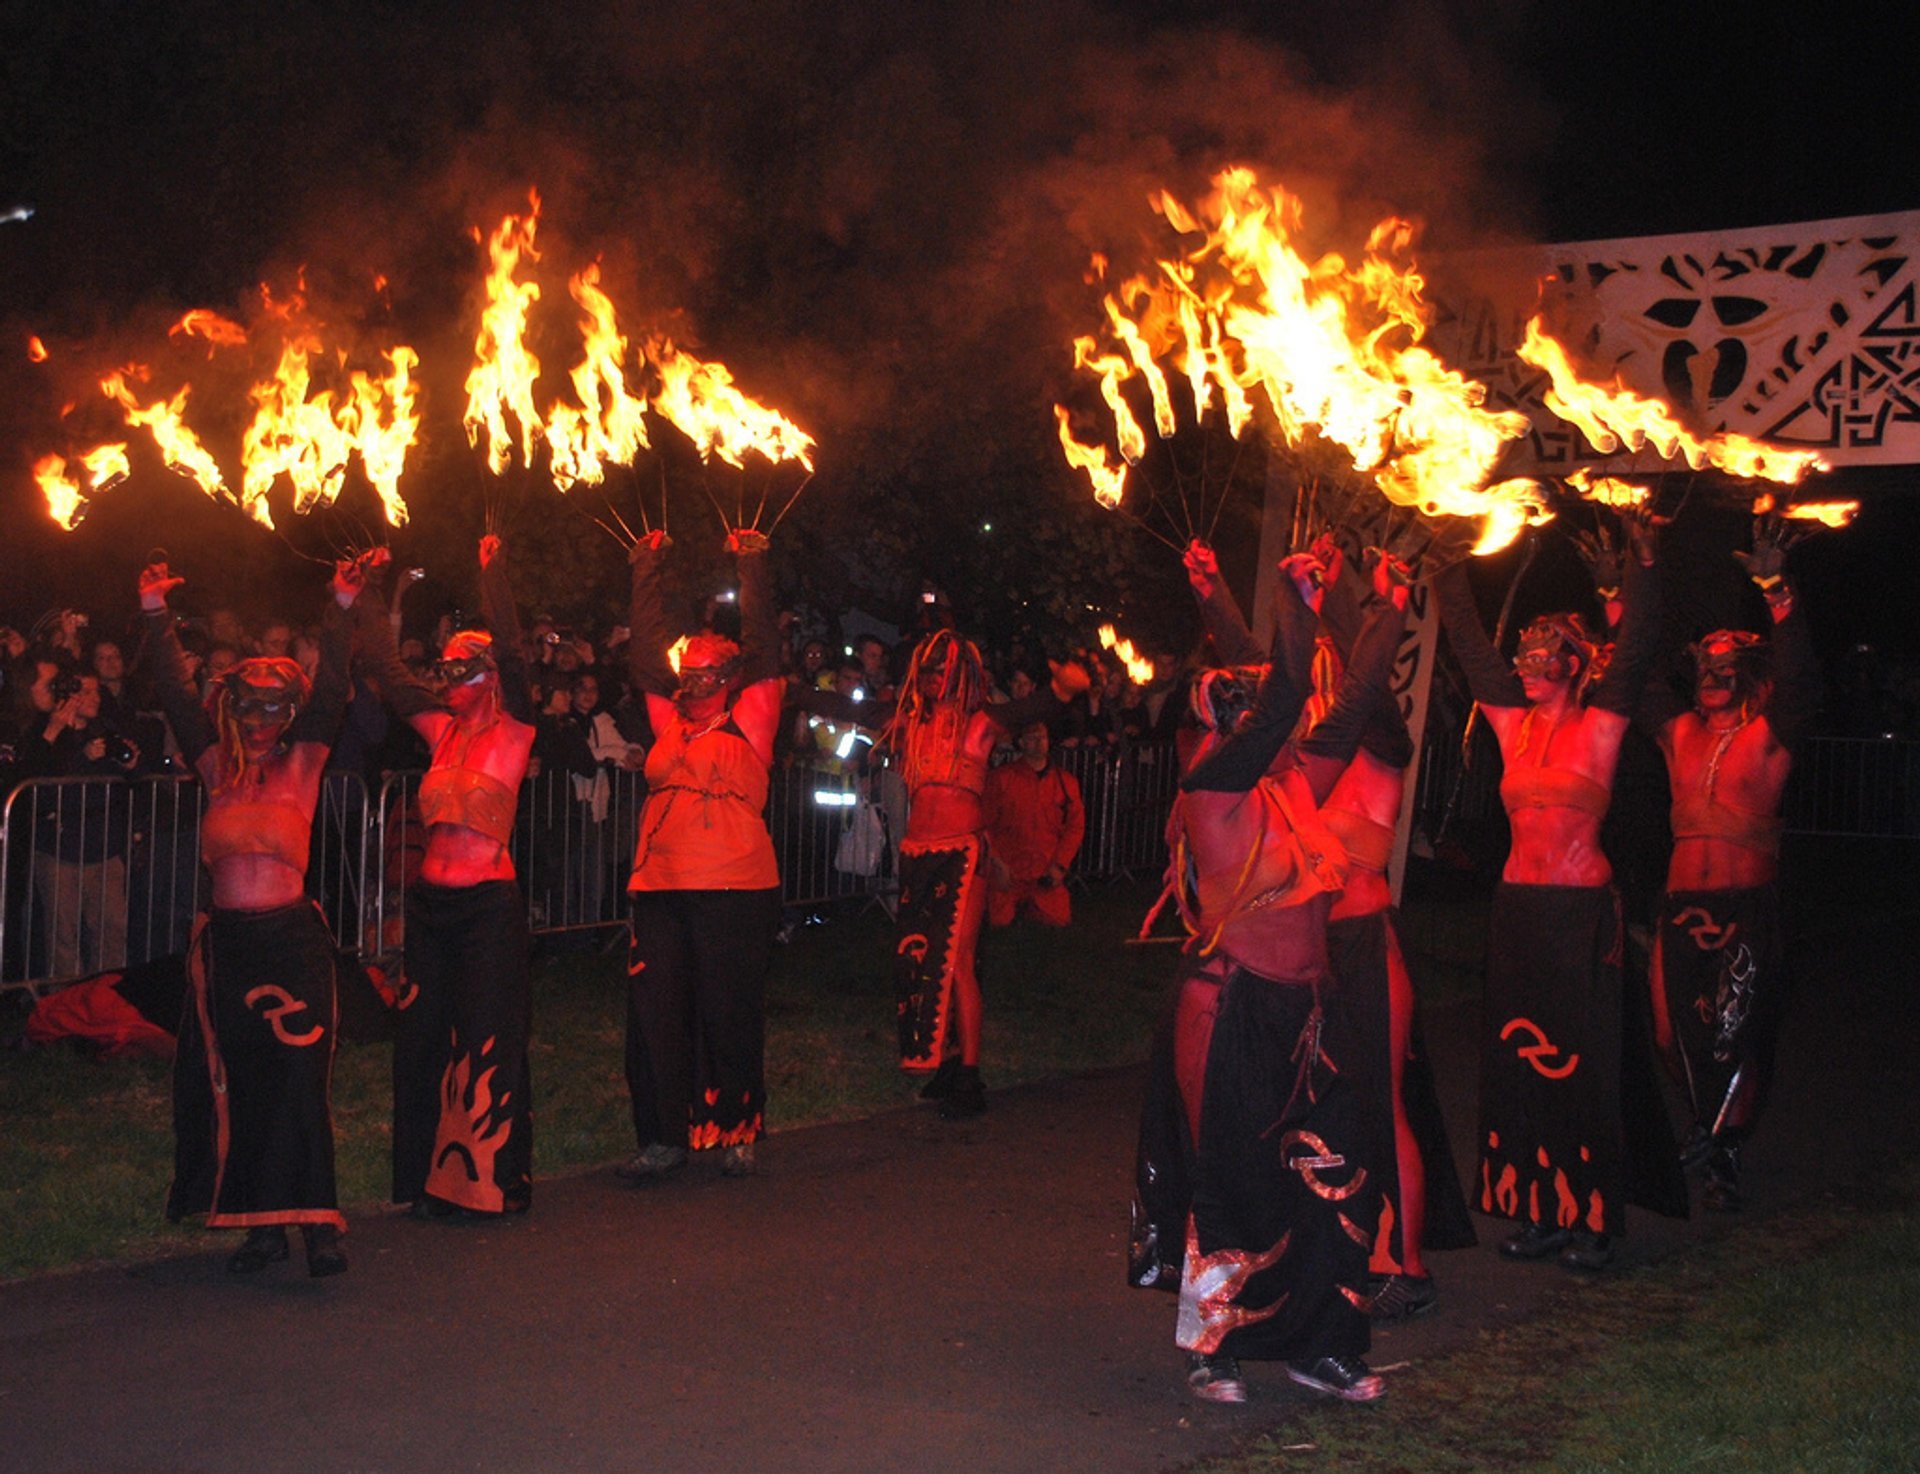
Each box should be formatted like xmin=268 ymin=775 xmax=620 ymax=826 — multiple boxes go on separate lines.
xmin=478 ymin=551 xmax=534 ymax=725
xmin=287 ymin=602 xmax=350 ymax=746
xmin=1298 ymin=599 xmax=1408 ymax=770
xmin=1318 ymin=570 xmax=1364 ymax=661
xmin=1194 ymin=581 xmax=1263 ymax=666
xmin=1587 ymin=550 xmax=1660 ymax=716
xmin=1633 ymin=674 xmax=1690 ymax=742
xmin=351 ymin=589 xmax=448 ymax=721
xmin=625 ymin=547 xmax=680 ymax=698
xmin=1766 ymin=585 xmax=1821 ymax=752
xmin=1181 ymin=619 xmax=1309 ymax=794
xmin=1433 ymin=564 xmax=1526 ymax=709
xmin=140 ymin=609 xmax=217 ymax=767
xmin=734 ymin=547 xmax=780 ymax=685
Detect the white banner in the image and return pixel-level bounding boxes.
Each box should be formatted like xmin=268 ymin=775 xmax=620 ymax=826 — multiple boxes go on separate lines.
xmin=1430 ymin=210 xmax=1920 ymax=470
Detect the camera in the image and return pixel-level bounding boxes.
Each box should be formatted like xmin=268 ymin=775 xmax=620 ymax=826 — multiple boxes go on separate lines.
xmin=104 ymin=733 xmax=135 ymax=767
xmin=51 ymin=671 xmax=83 ymax=704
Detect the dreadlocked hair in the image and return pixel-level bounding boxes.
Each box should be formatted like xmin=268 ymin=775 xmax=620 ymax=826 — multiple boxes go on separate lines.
xmin=886 ymin=630 xmax=988 ymax=790
xmin=1187 ymin=664 xmax=1265 ymax=734
xmin=210 ymin=656 xmax=311 ymax=795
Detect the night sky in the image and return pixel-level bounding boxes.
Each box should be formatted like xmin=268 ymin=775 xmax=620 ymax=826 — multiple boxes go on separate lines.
xmin=1 ymin=0 xmax=1911 ymax=653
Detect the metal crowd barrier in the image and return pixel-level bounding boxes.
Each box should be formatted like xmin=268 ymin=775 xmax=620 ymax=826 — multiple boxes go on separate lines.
xmin=0 ymin=773 xmax=370 ymax=997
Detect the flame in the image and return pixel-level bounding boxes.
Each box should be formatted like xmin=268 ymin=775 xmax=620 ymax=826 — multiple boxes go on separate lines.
xmin=1053 ymin=405 xmax=1128 ymax=507
xmin=463 ymin=192 xmax=544 ymax=475
xmin=1519 ymin=316 xmax=1826 ymax=485
xmin=1566 ymin=468 xmax=1649 ymax=508
xmin=169 ymin=309 xmax=248 ymax=353
xmin=667 ymin=635 xmax=690 ymax=674
xmin=543 ymin=262 xmax=650 ymax=491
xmin=27 ymin=335 xmax=47 ymax=362
xmin=1068 ymin=169 xmax=1544 ymax=552
xmin=100 ymin=367 xmax=248 ymax=522
xmin=35 ymin=443 xmax=131 ymax=531
xmin=1097 ymin=623 xmax=1155 ymax=684
xmin=347 ymin=347 xmax=420 ymax=527
xmin=1751 ymin=492 xmax=1858 ymax=528
xmin=646 ymin=337 xmax=814 ymax=472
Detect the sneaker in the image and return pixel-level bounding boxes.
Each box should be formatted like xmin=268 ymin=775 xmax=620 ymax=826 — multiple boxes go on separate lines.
xmin=302 ymin=1223 xmax=349 ymax=1278
xmin=720 ymin=1142 xmax=758 ymax=1178
xmin=614 ymin=1143 xmax=689 ymax=1183
xmin=1559 ymin=1232 xmax=1615 ymax=1271
xmin=1679 ymin=1125 xmax=1715 ymax=1171
xmin=1365 ymin=1272 xmax=1437 ymax=1319
xmin=1287 ymin=1354 xmax=1386 ymax=1403
xmin=1498 ymin=1223 xmax=1572 ymax=1260
xmin=227 ymin=1226 xmax=289 ymax=1274
xmin=938 ymin=1066 xmax=987 ymax=1121
xmin=1186 ymin=1352 xmax=1248 ymax=1404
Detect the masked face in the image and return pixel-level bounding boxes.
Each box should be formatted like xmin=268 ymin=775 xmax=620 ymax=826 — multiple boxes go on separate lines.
xmin=436 ymin=654 xmax=494 ymax=688
xmin=675 ymin=663 xmax=732 ymax=718
xmin=1692 ymin=632 xmax=1764 ymax=710
xmin=224 ymin=670 xmax=299 ymax=745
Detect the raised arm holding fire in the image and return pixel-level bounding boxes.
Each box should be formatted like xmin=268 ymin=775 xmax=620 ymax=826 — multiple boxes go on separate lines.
xmin=355 ymin=535 xmax=537 ymax=1219
xmin=1644 ymin=516 xmax=1821 ymax=1212
xmin=1432 ymin=507 xmax=1686 ymax=1272
xmin=144 ymin=555 xmax=353 ymax=1278
xmin=619 ymin=527 xmax=784 ymax=1182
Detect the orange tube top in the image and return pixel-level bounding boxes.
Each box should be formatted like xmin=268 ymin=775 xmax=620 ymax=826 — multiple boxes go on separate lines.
xmin=1670 ymin=794 xmax=1781 ymax=857
xmin=200 ymin=800 xmax=312 ymax=871
xmin=1500 ymin=765 xmax=1610 ymax=819
xmin=1322 ymin=807 xmax=1395 ymax=874
xmin=417 ymin=767 xmax=519 ymax=847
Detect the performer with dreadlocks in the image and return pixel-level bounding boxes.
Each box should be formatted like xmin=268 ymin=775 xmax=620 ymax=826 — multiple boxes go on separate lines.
xmin=618 ymin=529 xmax=783 ymax=1181
xmin=1133 ymin=549 xmax=1410 ymax=1405
xmin=356 ymin=537 xmax=537 ymax=1217
xmin=1640 ymin=519 xmax=1818 ymax=1211
xmin=1433 ymin=511 xmax=1685 ymax=1272
xmin=1178 ymin=537 xmax=1475 ymax=1321
xmin=144 ymin=556 xmax=354 ymax=1276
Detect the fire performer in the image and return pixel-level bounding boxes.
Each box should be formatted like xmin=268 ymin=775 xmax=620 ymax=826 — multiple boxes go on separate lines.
xmin=1432 ymin=514 xmax=1686 ymax=1271
xmin=1180 ymin=537 xmax=1475 ymax=1320
xmin=356 ymin=537 xmax=537 ymax=1217
xmin=618 ymin=528 xmax=783 ymax=1181
xmin=145 ymin=557 xmax=354 ymax=1276
xmin=1642 ymin=520 xmax=1818 ymax=1211
xmin=1133 ymin=552 xmax=1410 ymax=1404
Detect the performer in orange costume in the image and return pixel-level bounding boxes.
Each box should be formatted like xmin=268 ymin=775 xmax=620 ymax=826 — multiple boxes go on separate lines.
xmin=1433 ymin=510 xmax=1686 ymax=1271
xmin=1642 ymin=519 xmax=1818 ymax=1211
xmin=358 ymin=538 xmax=537 ymax=1218
xmin=619 ymin=529 xmax=784 ymax=1181
xmin=984 ymin=719 xmax=1084 ymax=928
xmin=148 ymin=556 xmax=354 ymax=1276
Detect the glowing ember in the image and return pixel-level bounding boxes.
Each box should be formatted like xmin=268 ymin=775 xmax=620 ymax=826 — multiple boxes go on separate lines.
xmin=168 ymin=309 xmax=248 ymax=353
xmin=1067 ymin=168 xmax=1544 ymax=554
xmin=544 ymin=262 xmax=650 ymax=491
xmin=27 ymin=335 xmax=47 ymax=362
xmin=463 ymin=192 xmax=545 ymax=475
xmin=1053 ymin=405 xmax=1128 ymax=507
xmin=100 ymin=367 xmax=250 ymax=522
xmin=1751 ymin=492 xmax=1858 ymax=528
xmin=647 ymin=336 xmax=815 ymax=471
xmin=1566 ymin=468 xmax=1649 ymax=508
xmin=1518 ymin=316 xmax=1827 ymax=485
xmin=1097 ymin=623 xmax=1155 ymax=684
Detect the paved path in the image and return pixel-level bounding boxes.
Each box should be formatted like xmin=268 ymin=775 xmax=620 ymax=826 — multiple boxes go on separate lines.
xmin=4 ymin=880 xmax=1913 ymax=1474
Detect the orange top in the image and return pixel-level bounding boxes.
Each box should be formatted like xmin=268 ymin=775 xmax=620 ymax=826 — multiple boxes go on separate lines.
xmin=630 ymin=711 xmax=778 ymax=891
xmin=418 ymin=766 xmax=519 ymax=847
xmin=1671 ymin=794 xmax=1781 ymax=856
xmin=1500 ymin=765 xmax=1610 ymax=819
xmin=902 ymin=708 xmax=989 ymax=800
xmin=200 ymin=800 xmax=312 ymax=872
xmin=1322 ymin=806 xmax=1395 ymax=874
xmin=1187 ymin=772 xmax=1348 ymax=942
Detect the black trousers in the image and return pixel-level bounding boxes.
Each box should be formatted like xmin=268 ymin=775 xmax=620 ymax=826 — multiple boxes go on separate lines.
xmin=626 ymin=887 xmax=781 ymax=1151
xmin=393 ymin=880 xmax=533 ymax=1213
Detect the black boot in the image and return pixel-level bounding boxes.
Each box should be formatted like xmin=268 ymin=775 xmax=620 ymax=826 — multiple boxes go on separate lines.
xmin=1703 ymin=1144 xmax=1743 ymax=1212
xmin=302 ymin=1223 xmax=349 ymax=1278
xmin=919 ymin=1057 xmax=961 ymax=1101
xmin=227 ymin=1226 xmax=289 ymax=1274
xmin=939 ymin=1065 xmax=987 ymax=1120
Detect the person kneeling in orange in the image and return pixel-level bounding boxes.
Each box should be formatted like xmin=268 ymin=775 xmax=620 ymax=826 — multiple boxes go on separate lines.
xmin=984 ymin=720 xmax=1084 ymax=928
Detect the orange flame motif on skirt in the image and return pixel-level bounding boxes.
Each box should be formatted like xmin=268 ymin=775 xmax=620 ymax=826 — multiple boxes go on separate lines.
xmin=1278 ymin=1128 xmax=1368 ymax=1202
xmin=426 ymin=1034 xmax=512 ymax=1213
xmin=1500 ymin=1016 xmax=1581 ymax=1079
xmin=243 ymin=985 xmax=325 ymax=1047
xmin=1176 ymin=1217 xmax=1292 ymax=1354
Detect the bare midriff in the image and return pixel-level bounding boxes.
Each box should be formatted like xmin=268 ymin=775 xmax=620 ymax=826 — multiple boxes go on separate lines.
xmin=1213 ymin=891 xmax=1336 ymax=984
xmin=1504 ymin=805 xmax=1611 ymax=887
xmin=208 ymin=852 xmax=308 ymax=912
xmin=1664 ymin=714 xmax=1790 ymax=891
xmin=904 ymin=782 xmax=986 ymax=845
xmin=421 ymin=823 xmax=516 ymax=887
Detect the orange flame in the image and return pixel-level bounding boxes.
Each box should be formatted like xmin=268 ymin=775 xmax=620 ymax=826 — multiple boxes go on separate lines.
xmin=463 ymin=192 xmax=544 ymax=475
xmin=35 ymin=444 xmax=130 ymax=531
xmin=27 ymin=335 xmax=47 ymax=363
xmin=1097 ymin=623 xmax=1155 ymax=684
xmin=168 ymin=309 xmax=248 ymax=354
xmin=647 ymin=336 xmax=814 ymax=471
xmin=1052 ymin=405 xmax=1128 ymax=507
xmin=1518 ymin=316 xmax=1826 ymax=485
xmin=1566 ymin=468 xmax=1649 ymax=508
xmin=543 ymin=262 xmax=650 ymax=491
xmin=100 ymin=367 xmax=249 ymax=522
xmin=1751 ymin=491 xmax=1858 ymax=528
xmin=666 ymin=635 xmax=690 ymax=675
xmin=1069 ymin=169 xmax=1543 ymax=553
